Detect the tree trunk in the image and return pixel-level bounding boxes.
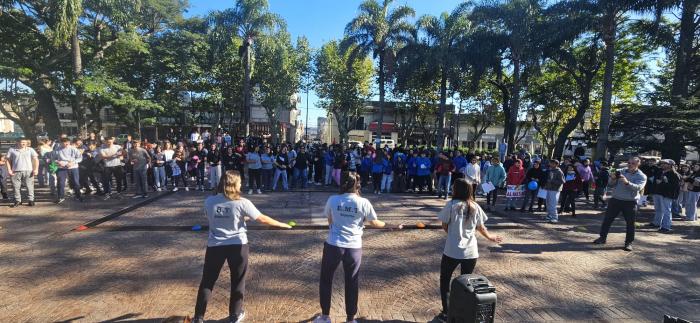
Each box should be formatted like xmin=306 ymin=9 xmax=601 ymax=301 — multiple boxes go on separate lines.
xmin=333 ymin=111 xmax=350 ymax=144
xmin=34 ymin=82 xmax=62 ymax=138
xmin=553 ymin=83 xmax=593 ymax=159
xmin=437 ymin=68 xmax=448 ymax=149
xmin=243 ymin=41 xmax=252 ymax=137
xmin=376 ymin=51 xmax=385 ymax=145
xmin=662 ymin=0 xmax=697 ymax=163
xmin=594 ymin=9 xmax=617 ymax=160
xmin=71 ymin=32 xmax=86 ymax=137
xmin=508 ymin=57 xmax=521 ymax=155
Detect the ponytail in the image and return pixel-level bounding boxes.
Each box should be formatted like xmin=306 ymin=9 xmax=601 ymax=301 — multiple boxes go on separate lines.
xmin=340 ymin=171 xmax=361 ymax=194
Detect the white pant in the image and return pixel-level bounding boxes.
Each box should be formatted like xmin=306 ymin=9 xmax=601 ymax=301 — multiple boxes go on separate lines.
xmin=209 ymin=165 xmax=222 ymax=189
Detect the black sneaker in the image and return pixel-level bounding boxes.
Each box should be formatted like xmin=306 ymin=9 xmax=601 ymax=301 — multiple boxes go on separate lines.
xmin=658 ymin=228 xmax=672 ymax=234
xmin=55 ymin=198 xmax=65 ymax=204
xmin=27 ymin=201 xmax=35 ymax=206
xmin=593 ymin=237 xmax=606 ymax=244
xmin=623 ymin=243 xmax=633 ymax=251
xmin=10 ymin=201 xmax=20 ymax=208
xmin=436 ymin=312 xmax=448 ymax=322
xmin=644 ymin=223 xmax=659 ymax=228
xmin=192 ymin=316 xmax=204 ymax=323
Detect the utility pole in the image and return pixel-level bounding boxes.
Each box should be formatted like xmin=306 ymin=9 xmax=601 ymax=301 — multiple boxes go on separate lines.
xmin=305 ymin=88 xmax=309 ymax=141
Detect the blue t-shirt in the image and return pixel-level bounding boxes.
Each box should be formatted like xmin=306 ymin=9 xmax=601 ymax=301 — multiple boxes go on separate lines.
xmin=324 ymin=193 xmax=378 ymax=249
xmin=205 ymin=195 xmax=261 ymax=247
xmin=453 ymin=156 xmax=468 ymax=171
xmin=260 ymin=153 xmax=274 ymax=169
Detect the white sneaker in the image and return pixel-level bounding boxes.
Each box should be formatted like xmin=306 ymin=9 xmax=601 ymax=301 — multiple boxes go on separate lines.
xmin=156 ymin=187 xmax=162 ymax=192
xmin=185 ymin=187 xmax=190 ymax=191
xmin=313 ymin=315 xmax=331 ymax=323
xmin=230 ymin=311 xmax=245 ymax=323
xmin=172 ymin=187 xmax=179 ymax=192
xmin=248 ymin=189 xmax=253 ymax=195
xmin=256 ymin=189 xmax=262 ymax=194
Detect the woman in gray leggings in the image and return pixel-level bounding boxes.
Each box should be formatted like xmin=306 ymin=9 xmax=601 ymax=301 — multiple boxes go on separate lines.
xmin=314 ymin=172 xmax=401 ymax=323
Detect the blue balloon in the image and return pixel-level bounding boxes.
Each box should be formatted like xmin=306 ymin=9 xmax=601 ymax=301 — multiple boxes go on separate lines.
xmin=528 ymin=181 xmax=539 ymax=191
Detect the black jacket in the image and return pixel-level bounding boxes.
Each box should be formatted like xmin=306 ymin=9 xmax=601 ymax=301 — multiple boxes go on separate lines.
xmin=655 ymin=169 xmax=680 ymax=199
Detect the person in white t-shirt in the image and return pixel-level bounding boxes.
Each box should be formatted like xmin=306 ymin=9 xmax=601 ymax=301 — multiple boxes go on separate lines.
xmin=436 ymin=178 xmax=503 ymax=321
xmin=192 ymin=170 xmax=291 ymax=323
xmin=314 ymin=172 xmax=401 ymax=323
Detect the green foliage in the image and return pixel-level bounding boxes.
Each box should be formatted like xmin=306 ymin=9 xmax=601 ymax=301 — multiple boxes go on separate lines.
xmin=314 ymin=40 xmax=374 ymax=142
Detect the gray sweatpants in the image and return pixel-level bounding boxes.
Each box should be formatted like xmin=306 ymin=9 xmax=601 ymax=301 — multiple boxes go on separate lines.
xmin=11 ymin=170 xmax=35 ymax=203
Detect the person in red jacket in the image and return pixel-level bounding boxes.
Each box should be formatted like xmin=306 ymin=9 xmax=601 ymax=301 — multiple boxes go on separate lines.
xmin=436 ymin=152 xmax=455 ymax=199
xmin=505 ymin=159 xmax=526 ymax=210
xmin=560 ymin=164 xmax=583 ymax=217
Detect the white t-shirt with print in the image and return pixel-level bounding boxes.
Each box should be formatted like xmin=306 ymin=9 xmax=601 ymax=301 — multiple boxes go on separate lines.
xmin=324 ymin=193 xmax=378 ymax=249
xmin=205 ymin=194 xmax=262 ymax=247
xmin=437 ymin=200 xmax=487 ymax=259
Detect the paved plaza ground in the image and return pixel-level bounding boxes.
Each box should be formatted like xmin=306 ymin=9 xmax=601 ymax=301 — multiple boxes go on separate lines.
xmin=1 ymin=188 xmax=699 ymax=322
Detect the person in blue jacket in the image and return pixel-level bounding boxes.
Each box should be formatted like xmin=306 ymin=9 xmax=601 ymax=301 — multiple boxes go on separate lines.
xmin=415 ymin=150 xmax=432 ymax=193
xmin=359 ymin=150 xmax=372 ymax=187
xmin=407 ymin=150 xmax=417 ymax=192
xmin=381 ymin=154 xmax=393 ymax=193
xmin=452 ymin=150 xmax=468 ymax=181
xmin=371 ymin=150 xmax=387 ymax=194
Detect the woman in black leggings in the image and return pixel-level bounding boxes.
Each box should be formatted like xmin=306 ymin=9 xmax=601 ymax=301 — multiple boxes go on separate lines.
xmin=192 ymin=170 xmax=291 ymax=323
xmin=436 ymin=179 xmax=503 ymax=321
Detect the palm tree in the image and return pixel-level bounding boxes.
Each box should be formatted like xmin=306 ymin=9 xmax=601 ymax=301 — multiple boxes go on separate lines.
xmin=470 ymin=0 xmax=546 ymax=155
xmin=593 ymin=0 xmax=684 ymax=160
xmin=341 ymin=0 xmax=415 ymax=146
xmin=209 ymin=0 xmax=282 ymax=136
xmin=416 ymin=4 xmax=472 ymax=148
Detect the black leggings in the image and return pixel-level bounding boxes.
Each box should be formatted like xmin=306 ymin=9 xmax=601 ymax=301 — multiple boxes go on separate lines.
xmin=560 ymin=190 xmax=577 ymax=214
xmin=194 ymin=244 xmax=249 ymax=319
xmin=440 ymin=254 xmax=477 ymax=314
xmin=372 ymin=172 xmax=383 ymax=192
xmin=248 ymin=168 xmax=261 ymax=189
xmin=319 ymin=243 xmax=362 ymax=322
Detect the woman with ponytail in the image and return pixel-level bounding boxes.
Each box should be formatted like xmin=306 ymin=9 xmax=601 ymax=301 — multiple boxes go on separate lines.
xmin=313 ymin=172 xmax=401 ymax=323
xmin=436 ymin=178 xmax=503 ymax=321
xmin=192 ymin=170 xmax=291 ymax=323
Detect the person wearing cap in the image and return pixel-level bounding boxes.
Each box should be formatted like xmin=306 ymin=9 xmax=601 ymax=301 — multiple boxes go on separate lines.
xmin=684 ymin=163 xmax=700 ymax=221
xmin=594 ymin=157 xmax=647 ymax=251
xmin=648 ymin=159 xmax=680 ymax=233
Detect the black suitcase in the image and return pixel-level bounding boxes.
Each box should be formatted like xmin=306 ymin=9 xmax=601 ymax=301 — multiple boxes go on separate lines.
xmin=448 ymin=274 xmax=497 ymax=323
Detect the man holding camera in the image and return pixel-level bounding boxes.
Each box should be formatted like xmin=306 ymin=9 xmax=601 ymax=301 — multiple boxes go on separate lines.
xmin=594 ymin=157 xmax=647 ymax=251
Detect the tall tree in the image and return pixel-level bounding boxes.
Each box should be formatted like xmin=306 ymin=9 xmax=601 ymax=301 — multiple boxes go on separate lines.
xmin=470 ymin=0 xmax=545 ymax=155
xmin=416 ymin=4 xmax=472 ymax=149
xmin=209 ymin=0 xmax=283 ymax=136
xmin=341 ymin=0 xmax=415 ymax=145
xmin=314 ymin=40 xmax=374 ymax=143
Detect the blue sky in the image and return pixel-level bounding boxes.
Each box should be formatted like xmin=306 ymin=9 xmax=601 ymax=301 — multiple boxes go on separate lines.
xmin=185 ymin=0 xmax=465 ymax=128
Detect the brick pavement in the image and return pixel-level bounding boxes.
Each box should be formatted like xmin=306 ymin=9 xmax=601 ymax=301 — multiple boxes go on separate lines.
xmin=1 ymin=190 xmax=699 ymax=322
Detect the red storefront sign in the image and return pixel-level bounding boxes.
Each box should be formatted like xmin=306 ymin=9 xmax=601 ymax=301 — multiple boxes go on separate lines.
xmin=368 ymin=122 xmax=395 ymax=133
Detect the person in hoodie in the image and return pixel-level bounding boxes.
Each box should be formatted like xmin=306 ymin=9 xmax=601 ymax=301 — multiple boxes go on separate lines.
xmin=436 ymin=152 xmax=455 ymax=200
xmin=576 ymin=159 xmax=594 ymax=200
xmin=483 ymin=157 xmax=506 ymax=211
xmin=560 ymin=164 xmax=583 ymax=217
xmin=648 ymin=159 xmax=681 ymax=233
xmin=415 ymin=150 xmax=432 ymax=193
xmin=505 ymin=159 xmax=526 ymax=210
xmin=359 ymin=150 xmax=372 ymax=187
xmin=323 ymin=147 xmax=335 ymax=186
xmin=520 ymin=160 xmax=546 ymax=213
xmin=543 ymin=159 xmax=565 ymax=223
